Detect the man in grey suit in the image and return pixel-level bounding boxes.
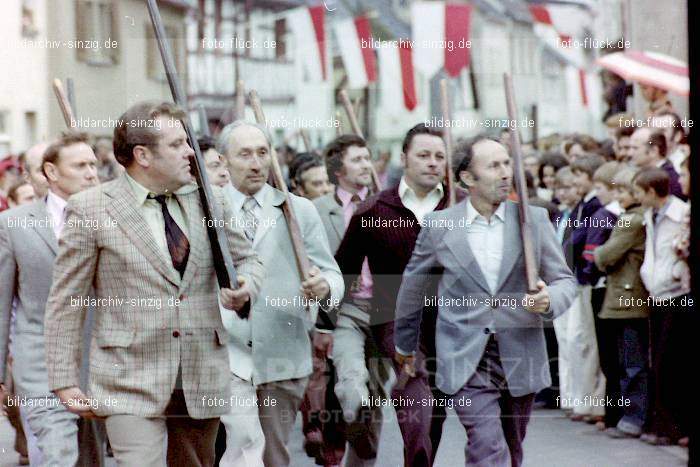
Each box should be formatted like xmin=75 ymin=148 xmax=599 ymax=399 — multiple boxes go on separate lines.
xmin=0 ymin=132 xmax=99 ymax=466
xmin=217 ymin=122 xmax=344 ymax=467
xmin=395 ymin=138 xmax=576 ymax=467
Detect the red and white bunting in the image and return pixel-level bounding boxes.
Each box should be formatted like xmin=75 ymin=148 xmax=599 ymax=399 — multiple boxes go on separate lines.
xmin=333 ymin=15 xmax=378 ymax=90
xmin=529 ymin=3 xmax=586 ymax=67
xmin=378 ymin=42 xmax=418 ymax=111
xmin=287 ymin=5 xmax=327 ymax=82
xmin=411 ymin=2 xmax=473 ymax=78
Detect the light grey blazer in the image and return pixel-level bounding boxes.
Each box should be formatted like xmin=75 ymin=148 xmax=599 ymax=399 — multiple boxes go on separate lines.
xmin=395 ymin=200 xmax=576 ymax=397
xmin=221 ymin=185 xmax=344 ymax=385
xmin=312 ymin=193 xmax=345 ymax=254
xmin=0 ymin=201 xmax=66 ymax=397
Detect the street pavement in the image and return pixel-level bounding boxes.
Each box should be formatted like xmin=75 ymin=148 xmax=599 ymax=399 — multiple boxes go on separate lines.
xmin=0 ymin=408 xmax=688 ymax=466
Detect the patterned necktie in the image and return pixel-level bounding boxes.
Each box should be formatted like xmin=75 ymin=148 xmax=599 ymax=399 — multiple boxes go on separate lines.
xmin=149 ymin=194 xmax=190 ymax=277
xmin=242 ymin=196 xmax=258 ymax=242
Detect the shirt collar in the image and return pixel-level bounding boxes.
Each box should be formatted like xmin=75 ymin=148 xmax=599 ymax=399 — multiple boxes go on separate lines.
xmin=226 ymin=182 xmax=270 ymax=213
xmin=655 ymin=158 xmax=667 ymax=169
xmin=336 ymin=185 xmax=369 ymax=207
xmin=125 ymin=172 xmax=197 ymax=205
xmin=605 ymin=200 xmax=624 ymax=216
xmin=398 ymin=176 xmax=444 ymax=202
xmin=466 ymin=197 xmax=506 ymax=225
xmin=583 ymin=189 xmax=597 ymax=203
xmin=46 ymin=189 xmax=67 ymax=215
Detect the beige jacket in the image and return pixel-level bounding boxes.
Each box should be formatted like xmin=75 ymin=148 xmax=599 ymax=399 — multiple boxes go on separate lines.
xmin=44 ymin=175 xmax=264 ymax=419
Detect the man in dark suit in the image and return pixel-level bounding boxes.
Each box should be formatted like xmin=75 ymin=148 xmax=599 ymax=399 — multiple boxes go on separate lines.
xmin=629 ymin=127 xmax=685 ymax=200
xmin=395 ymin=137 xmax=576 ymax=467
xmin=334 ymin=124 xmax=449 ymax=466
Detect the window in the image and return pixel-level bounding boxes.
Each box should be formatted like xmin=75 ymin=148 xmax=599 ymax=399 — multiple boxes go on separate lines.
xmin=75 ymin=0 xmax=119 ymax=66
xmin=0 ymin=111 xmax=10 ymax=158
xmin=147 ymin=24 xmax=184 ymax=82
xmin=25 ymin=112 xmax=37 ymax=148
xmin=274 ymin=19 xmax=286 ymax=60
xmin=22 ymin=0 xmax=39 ymax=37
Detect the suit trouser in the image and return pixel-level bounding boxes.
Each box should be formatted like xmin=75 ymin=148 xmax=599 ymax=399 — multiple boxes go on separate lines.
xmin=220 ymin=374 xmax=264 ymax=467
xmin=21 ymin=395 xmax=79 ymax=467
xmin=452 ymin=336 xmax=535 ymax=467
xmin=555 ymin=285 xmax=605 ymax=415
xmin=105 ymin=389 xmax=220 ymax=467
xmin=256 ymin=376 xmax=309 ymax=467
xmin=333 ymin=303 xmax=446 ymax=467
xmin=332 ymin=308 xmax=383 ymax=467
xmin=591 ymin=288 xmax=622 ymax=428
xmin=648 ymin=295 xmax=691 ymax=441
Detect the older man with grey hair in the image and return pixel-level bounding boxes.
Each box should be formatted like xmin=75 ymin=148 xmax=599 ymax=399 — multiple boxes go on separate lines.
xmin=217 ymin=121 xmax=344 ymax=467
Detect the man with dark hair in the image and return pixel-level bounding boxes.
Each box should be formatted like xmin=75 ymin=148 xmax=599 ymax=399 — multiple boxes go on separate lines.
xmin=634 ymin=167 xmax=690 ymax=447
xmin=290 ymin=153 xmax=332 ymax=200
xmin=307 ymin=135 xmax=375 ymax=465
xmin=0 ymin=132 xmax=99 ymax=466
xmin=43 ymin=102 xmax=265 ymax=466
xmin=630 ymin=128 xmax=684 ymax=200
xmin=333 ymin=123 xmax=449 ymax=467
xmin=614 ymin=126 xmax=635 ymax=163
xmin=395 ymin=138 xmax=575 ymax=467
xmin=198 ymin=135 xmax=231 ymax=188
xmin=652 ymin=112 xmax=688 ymax=173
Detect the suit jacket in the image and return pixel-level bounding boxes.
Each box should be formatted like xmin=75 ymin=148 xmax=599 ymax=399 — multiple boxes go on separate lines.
xmin=0 ymin=201 xmax=61 ymax=397
xmin=313 ymin=193 xmax=345 ymax=254
xmin=44 ymin=174 xmax=265 ymax=419
xmin=564 ymin=194 xmax=601 ymax=284
xmin=394 ymin=199 xmax=576 ymax=397
xmin=220 ymin=185 xmax=343 ymax=385
xmin=335 ymin=185 xmax=449 ymax=325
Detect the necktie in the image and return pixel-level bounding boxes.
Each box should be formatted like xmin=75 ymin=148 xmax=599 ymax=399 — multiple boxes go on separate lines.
xmin=242 ymin=196 xmax=258 ymax=242
xmin=149 ymin=194 xmax=189 ymax=277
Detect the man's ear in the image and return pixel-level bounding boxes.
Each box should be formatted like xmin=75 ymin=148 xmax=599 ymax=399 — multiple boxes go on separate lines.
xmin=459 ymin=169 xmax=474 ymax=189
xmin=400 ymin=152 xmax=407 ymax=168
xmin=132 ymin=145 xmax=151 ymax=168
xmin=43 ymin=162 xmax=59 ymax=183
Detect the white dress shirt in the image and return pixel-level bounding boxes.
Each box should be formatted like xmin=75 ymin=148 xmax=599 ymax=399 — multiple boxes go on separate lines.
xmin=398 ymin=176 xmax=443 ymax=223
xmin=465 ymin=199 xmax=506 ymax=294
xmin=45 ymin=190 xmax=67 ymax=238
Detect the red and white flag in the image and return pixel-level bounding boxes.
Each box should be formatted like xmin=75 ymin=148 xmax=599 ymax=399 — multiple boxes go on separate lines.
xmin=411 ymin=2 xmax=473 ymax=78
xmin=287 ymin=5 xmax=327 ymax=82
xmin=529 ymin=3 xmax=587 ymax=67
xmin=378 ymin=42 xmax=418 ymax=111
xmin=333 ymin=15 xmax=378 ymax=89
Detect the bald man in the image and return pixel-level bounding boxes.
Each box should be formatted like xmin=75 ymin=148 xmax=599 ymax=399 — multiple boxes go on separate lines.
xmin=22 ymin=142 xmax=50 ymax=197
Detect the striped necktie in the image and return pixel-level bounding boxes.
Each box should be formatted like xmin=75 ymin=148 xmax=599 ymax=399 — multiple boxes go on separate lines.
xmin=242 ymin=196 xmax=259 ymax=242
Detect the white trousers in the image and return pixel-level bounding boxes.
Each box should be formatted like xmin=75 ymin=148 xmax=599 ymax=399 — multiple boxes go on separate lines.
xmin=219 ymin=374 xmax=265 ymax=467
xmin=553 ymin=285 xmax=606 ymax=415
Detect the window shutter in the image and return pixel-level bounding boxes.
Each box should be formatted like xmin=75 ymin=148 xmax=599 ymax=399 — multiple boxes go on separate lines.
xmin=75 ymin=0 xmax=88 ymax=62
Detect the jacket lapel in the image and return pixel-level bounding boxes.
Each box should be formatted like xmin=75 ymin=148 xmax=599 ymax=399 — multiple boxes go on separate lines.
xmin=328 ymin=202 xmax=345 ymax=244
xmin=28 ymin=200 xmax=58 ymax=255
xmin=494 ymin=201 xmax=523 ymax=292
xmin=252 ymin=186 xmax=284 ymax=248
xmin=443 ymin=202 xmax=491 ymax=294
xmin=178 ymin=190 xmax=207 ymax=291
xmin=104 ymin=175 xmax=180 ymax=287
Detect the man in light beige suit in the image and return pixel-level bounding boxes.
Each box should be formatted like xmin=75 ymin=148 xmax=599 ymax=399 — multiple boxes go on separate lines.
xmin=44 ymin=101 xmax=265 ymax=467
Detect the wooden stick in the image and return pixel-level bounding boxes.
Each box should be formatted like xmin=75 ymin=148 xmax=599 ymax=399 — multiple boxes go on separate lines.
xmin=439 ymin=79 xmax=457 ymax=207
xmin=503 ymin=73 xmax=538 ymax=293
xmin=66 ymin=78 xmax=77 ymax=119
xmin=52 ymin=79 xmax=76 ymax=129
xmin=146 ymin=0 xmax=242 ymax=315
xmin=300 ymin=129 xmax=312 ymax=153
xmin=248 ymin=90 xmax=311 ymax=283
xmin=338 ymin=89 xmax=382 ymax=191
xmin=235 ymin=80 xmax=245 ymax=120
xmin=197 ymin=104 xmax=210 ymax=137
xmin=335 ymin=111 xmax=343 ymax=136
